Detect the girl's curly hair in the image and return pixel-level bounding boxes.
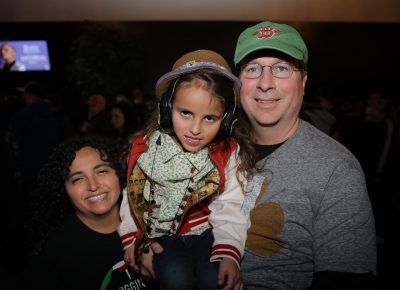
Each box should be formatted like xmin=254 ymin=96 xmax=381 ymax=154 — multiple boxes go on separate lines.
xmin=26 ymin=135 xmax=125 ymax=255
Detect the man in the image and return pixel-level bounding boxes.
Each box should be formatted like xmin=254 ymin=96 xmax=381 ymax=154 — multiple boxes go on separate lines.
xmin=80 ymin=93 xmax=113 ymax=137
xmin=0 ymin=43 xmax=26 ymax=71
xmin=235 ymin=21 xmax=376 ymax=289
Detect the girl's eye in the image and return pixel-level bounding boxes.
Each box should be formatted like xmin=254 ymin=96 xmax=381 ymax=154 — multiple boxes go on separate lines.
xmin=205 ymin=116 xmax=217 ymax=122
xmin=180 ymin=111 xmax=191 ymax=117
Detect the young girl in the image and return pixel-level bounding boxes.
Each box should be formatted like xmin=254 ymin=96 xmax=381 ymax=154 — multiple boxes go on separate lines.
xmin=118 ymin=50 xmax=256 ymax=290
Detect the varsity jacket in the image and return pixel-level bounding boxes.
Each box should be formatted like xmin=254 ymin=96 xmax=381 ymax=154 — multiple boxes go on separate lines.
xmin=118 ymin=133 xmax=247 ymax=267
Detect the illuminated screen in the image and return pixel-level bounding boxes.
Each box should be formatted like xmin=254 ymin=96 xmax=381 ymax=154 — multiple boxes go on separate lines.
xmin=0 ymin=40 xmax=51 ymax=72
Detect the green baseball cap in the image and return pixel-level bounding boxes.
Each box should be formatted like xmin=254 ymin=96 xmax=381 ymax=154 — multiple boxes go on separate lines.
xmin=234 ymin=21 xmax=308 ymax=65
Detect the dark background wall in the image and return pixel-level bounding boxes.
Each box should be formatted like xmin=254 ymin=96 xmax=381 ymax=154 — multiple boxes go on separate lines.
xmin=1 ymin=20 xmax=399 ymax=287
xmin=1 ymin=21 xmax=399 ymax=103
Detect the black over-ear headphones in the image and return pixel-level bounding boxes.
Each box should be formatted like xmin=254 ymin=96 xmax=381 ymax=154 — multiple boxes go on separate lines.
xmin=158 ymin=83 xmax=175 ymax=134
xmin=158 ymin=79 xmax=238 ymax=139
xmin=216 ymin=98 xmax=237 ymax=140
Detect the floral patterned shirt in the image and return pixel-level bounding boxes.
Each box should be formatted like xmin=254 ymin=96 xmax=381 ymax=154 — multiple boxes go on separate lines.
xmin=137 ymin=131 xmax=215 ymax=237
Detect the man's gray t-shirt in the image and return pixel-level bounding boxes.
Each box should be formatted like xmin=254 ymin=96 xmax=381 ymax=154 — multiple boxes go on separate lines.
xmin=241 ymin=121 xmax=376 ymax=289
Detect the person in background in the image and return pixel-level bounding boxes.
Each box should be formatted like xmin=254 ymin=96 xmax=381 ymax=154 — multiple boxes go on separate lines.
xmin=111 ymin=101 xmax=142 ymax=148
xmin=0 ymin=43 xmax=26 ymax=71
xmin=301 ymin=87 xmax=338 ymax=137
xmin=115 ymin=93 xmax=133 ymax=105
xmin=80 ymin=93 xmax=114 ymax=137
xmin=20 ymin=136 xmax=157 ymax=290
xmin=119 ymin=50 xmax=256 ymax=290
xmin=47 ymin=92 xmax=77 ymax=143
xmin=0 ymin=91 xmax=25 ymax=286
xmin=358 ymin=89 xmax=397 ymax=246
xmin=234 ymin=20 xmax=376 ymax=289
xmin=9 ymin=81 xmax=58 ymax=193
xmin=0 ymin=103 xmax=22 ymax=287
xmin=131 ymin=87 xmax=155 ymax=125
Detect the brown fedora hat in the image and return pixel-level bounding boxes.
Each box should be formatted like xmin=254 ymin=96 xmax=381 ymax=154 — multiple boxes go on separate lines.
xmin=155 ymin=49 xmax=240 ymax=98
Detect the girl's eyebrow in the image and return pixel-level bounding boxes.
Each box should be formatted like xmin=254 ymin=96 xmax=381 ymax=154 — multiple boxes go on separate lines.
xmin=174 ymin=106 xmax=194 ymax=114
xmin=173 ymin=104 xmax=189 ymax=110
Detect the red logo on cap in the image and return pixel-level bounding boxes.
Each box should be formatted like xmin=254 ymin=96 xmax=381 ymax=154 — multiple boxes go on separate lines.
xmin=253 ymin=26 xmax=281 ymax=39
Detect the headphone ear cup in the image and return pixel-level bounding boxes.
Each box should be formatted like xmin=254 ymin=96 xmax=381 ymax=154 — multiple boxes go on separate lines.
xmin=158 ymin=89 xmax=173 ymax=134
xmin=217 ymin=104 xmax=237 ymax=139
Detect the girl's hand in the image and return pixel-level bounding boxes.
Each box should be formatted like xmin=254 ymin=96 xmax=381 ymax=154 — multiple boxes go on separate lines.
xmin=124 ymin=244 xmax=138 ymax=271
xmin=138 ymin=241 xmax=164 ymax=279
xmin=217 ymin=257 xmax=243 ymax=290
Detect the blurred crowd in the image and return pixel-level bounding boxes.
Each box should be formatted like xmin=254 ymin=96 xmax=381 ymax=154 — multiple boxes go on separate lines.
xmin=0 ymin=80 xmax=399 ymax=284
xmin=301 ymin=87 xmax=399 ymax=247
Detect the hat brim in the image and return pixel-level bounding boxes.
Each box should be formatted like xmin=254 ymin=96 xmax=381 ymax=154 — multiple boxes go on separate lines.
xmin=155 ymin=62 xmax=241 ymax=98
xmin=235 ymin=40 xmax=305 ymax=65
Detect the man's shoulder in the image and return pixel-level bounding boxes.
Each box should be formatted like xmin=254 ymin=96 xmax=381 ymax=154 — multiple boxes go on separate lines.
xmin=296 ymin=121 xmax=355 ymax=157
xmin=276 ymin=121 xmax=363 ymax=171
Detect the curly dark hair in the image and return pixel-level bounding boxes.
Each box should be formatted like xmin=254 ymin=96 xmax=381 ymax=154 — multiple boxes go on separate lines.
xmin=26 ymin=135 xmax=125 ymax=255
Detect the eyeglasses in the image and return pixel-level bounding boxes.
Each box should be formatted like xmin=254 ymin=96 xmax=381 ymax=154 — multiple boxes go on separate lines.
xmin=241 ymin=62 xmax=301 ymax=79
